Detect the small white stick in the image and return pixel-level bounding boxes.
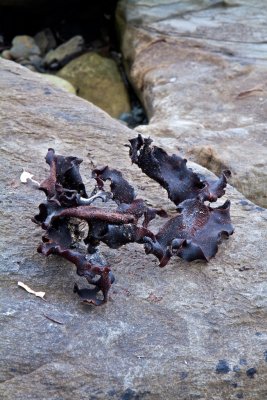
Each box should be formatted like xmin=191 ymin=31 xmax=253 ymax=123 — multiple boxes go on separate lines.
xmin=20 ymin=170 xmax=40 ymax=187
xmin=18 ymin=281 xmax=46 ymax=300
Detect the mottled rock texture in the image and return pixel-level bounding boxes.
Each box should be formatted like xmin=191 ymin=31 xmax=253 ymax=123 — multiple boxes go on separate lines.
xmin=0 ymin=59 xmax=266 ymax=400
xmin=117 ymin=0 xmax=267 ymax=207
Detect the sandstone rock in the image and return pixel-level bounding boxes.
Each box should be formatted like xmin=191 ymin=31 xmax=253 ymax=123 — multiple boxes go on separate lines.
xmin=43 ymin=35 xmax=84 ymax=68
xmin=9 ymin=35 xmax=41 ymax=61
xmin=58 ymin=52 xmax=131 ymax=118
xmin=35 ymin=73 xmax=76 ymax=94
xmin=0 ymin=59 xmax=266 ymax=400
xmin=117 ymin=0 xmax=267 ymax=207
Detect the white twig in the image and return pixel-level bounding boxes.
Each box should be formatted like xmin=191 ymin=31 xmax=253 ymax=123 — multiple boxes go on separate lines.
xmin=20 ymin=170 xmax=40 ymax=187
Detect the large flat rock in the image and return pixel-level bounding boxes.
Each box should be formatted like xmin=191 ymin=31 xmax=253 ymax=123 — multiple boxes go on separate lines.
xmin=117 ymin=0 xmax=267 ymax=207
xmin=0 ymin=59 xmax=267 ymax=399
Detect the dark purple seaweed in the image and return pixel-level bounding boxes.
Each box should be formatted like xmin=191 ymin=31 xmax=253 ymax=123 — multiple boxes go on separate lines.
xmin=33 ymin=136 xmax=233 ymax=306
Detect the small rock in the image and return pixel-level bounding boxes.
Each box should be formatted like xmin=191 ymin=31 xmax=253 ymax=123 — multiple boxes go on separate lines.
xmin=28 ymin=55 xmax=43 ymax=70
xmin=216 ymin=360 xmax=231 ymax=374
xmin=34 ymin=28 xmax=57 ymax=56
xmin=9 ymin=35 xmax=41 ymax=61
xmin=1 ymin=50 xmax=12 ymax=60
xmin=246 ymin=367 xmax=257 ymax=378
xmin=57 ymin=52 xmax=131 ymax=117
xmin=20 ymin=62 xmax=38 ymax=72
xmin=43 ymin=35 xmax=84 ymax=68
xmin=119 ymin=104 xmax=147 ymax=128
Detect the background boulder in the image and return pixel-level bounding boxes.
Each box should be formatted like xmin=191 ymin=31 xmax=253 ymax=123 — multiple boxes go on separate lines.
xmin=117 ymin=0 xmax=267 ymax=207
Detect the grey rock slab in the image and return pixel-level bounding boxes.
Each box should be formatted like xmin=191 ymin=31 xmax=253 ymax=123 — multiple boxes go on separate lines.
xmin=117 ymin=0 xmax=267 ymax=207
xmin=0 ymin=59 xmax=267 ymax=400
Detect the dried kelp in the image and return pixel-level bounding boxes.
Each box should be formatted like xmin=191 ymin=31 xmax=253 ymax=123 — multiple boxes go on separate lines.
xmin=143 ymin=199 xmax=233 ymax=267
xmin=33 ymin=135 xmax=234 ymax=306
xmin=128 ymin=134 xmax=231 ymax=204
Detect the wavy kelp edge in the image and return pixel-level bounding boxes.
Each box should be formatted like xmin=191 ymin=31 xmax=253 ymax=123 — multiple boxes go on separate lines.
xmin=33 ymin=136 xmax=234 ymax=305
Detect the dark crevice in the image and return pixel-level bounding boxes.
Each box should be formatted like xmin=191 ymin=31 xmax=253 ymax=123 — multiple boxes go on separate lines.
xmin=0 ymin=0 xmax=147 ymax=128
xmin=0 ymin=1 xmax=118 ymax=44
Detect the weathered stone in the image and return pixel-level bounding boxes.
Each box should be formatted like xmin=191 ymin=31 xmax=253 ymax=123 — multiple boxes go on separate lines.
xmin=43 ymin=35 xmax=84 ymax=68
xmin=35 ymin=73 xmax=76 ymax=94
xmin=19 ymin=62 xmax=38 ymax=72
xmin=34 ymin=28 xmax=57 ymax=56
xmin=117 ymin=0 xmax=267 ymax=207
xmin=0 ymin=59 xmax=266 ymax=400
xmin=58 ymin=52 xmax=131 ymax=118
xmin=19 ymin=54 xmax=43 ymax=71
xmin=1 ymin=50 xmax=12 ymax=60
xmin=9 ymin=35 xmax=41 ymax=60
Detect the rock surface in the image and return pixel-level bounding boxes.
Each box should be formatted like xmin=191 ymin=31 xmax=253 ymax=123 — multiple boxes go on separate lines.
xmin=43 ymin=35 xmax=85 ymax=68
xmin=117 ymin=0 xmax=267 ymax=207
xmin=0 ymin=59 xmax=267 ymax=400
xmin=34 ymin=28 xmax=57 ymax=56
xmin=8 ymin=35 xmax=41 ymax=60
xmin=58 ymin=52 xmax=131 ymax=118
xmin=1 ymin=35 xmax=43 ymax=72
xmin=34 ymin=73 xmax=76 ymax=94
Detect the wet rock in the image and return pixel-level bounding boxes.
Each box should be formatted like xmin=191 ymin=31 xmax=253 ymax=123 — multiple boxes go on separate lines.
xmin=0 ymin=59 xmax=266 ymax=399
xmin=117 ymin=0 xmax=267 ymax=207
xmin=119 ymin=104 xmax=147 ymax=128
xmin=58 ymin=52 xmax=131 ymax=118
xmin=9 ymin=35 xmax=41 ymax=60
xmin=43 ymin=35 xmax=84 ymax=69
xmin=34 ymin=28 xmax=56 ymax=56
